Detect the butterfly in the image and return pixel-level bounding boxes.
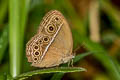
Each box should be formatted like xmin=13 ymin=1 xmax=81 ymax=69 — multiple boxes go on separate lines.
xmin=26 ymin=10 xmax=74 ymax=67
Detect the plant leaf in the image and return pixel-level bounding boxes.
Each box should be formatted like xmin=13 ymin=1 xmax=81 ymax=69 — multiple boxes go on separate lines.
xmin=15 ymin=67 xmax=86 ymax=80
xmin=0 ymin=25 xmax=8 ymax=63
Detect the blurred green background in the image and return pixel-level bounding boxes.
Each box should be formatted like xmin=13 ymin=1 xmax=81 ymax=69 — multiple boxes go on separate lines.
xmin=0 ymin=0 xmax=120 ymax=80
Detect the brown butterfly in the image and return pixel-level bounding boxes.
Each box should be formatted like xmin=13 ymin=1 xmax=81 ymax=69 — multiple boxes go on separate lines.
xmin=26 ymin=10 xmax=74 ymax=68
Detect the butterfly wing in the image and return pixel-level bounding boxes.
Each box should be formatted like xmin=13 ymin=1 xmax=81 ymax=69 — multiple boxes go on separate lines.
xmin=26 ymin=10 xmax=73 ymax=67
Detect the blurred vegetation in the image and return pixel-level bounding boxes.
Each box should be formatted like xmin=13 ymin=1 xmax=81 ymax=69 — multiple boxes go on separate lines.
xmin=0 ymin=0 xmax=120 ymax=80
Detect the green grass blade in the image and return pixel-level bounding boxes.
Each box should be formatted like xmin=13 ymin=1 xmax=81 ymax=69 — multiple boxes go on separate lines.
xmin=111 ymin=58 xmax=120 ymax=73
xmin=83 ymin=38 xmax=120 ymax=80
xmin=9 ymin=0 xmax=21 ymax=77
xmin=0 ymin=25 xmax=8 ymax=63
xmin=73 ymin=52 xmax=92 ymax=63
xmin=0 ymin=0 xmax=8 ymax=24
xmin=15 ymin=67 xmax=86 ymax=80
xmin=20 ymin=0 xmax=30 ymax=38
xmin=20 ymin=0 xmax=30 ymax=73
xmin=9 ymin=0 xmax=30 ymax=77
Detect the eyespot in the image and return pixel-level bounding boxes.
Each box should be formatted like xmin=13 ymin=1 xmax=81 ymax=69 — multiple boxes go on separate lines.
xmin=34 ymin=62 xmax=36 ymax=64
xmin=34 ymin=57 xmax=38 ymax=61
xmin=34 ymin=46 xmax=38 ymax=49
xmin=39 ymin=40 xmax=42 ymax=43
xmin=33 ymin=45 xmax=39 ymax=51
xmin=46 ymin=24 xmax=57 ymax=34
xmin=39 ymin=40 xmax=43 ymax=44
xmin=44 ymin=37 xmax=48 ymax=41
xmin=35 ymin=51 xmax=39 ymax=56
xmin=48 ymin=25 xmax=55 ymax=32
xmin=54 ymin=16 xmax=62 ymax=26
xmin=43 ymin=36 xmax=50 ymax=43
xmin=33 ymin=46 xmax=42 ymax=56
xmin=49 ymin=26 xmax=54 ymax=31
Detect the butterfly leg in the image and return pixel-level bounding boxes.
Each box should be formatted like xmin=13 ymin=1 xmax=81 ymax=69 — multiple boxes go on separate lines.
xmin=67 ymin=59 xmax=74 ymax=67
